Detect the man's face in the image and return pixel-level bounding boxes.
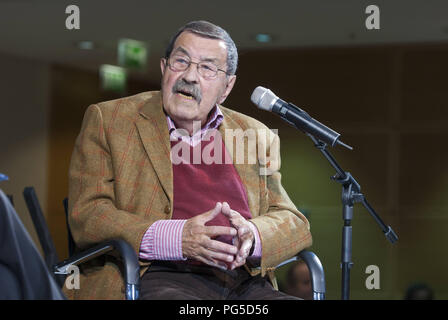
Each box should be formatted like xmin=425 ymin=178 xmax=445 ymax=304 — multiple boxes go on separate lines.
xmin=160 ymin=31 xmax=236 ymax=131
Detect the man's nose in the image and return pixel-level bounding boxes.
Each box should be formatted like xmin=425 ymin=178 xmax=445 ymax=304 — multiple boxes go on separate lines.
xmin=182 ymin=62 xmax=200 ymax=83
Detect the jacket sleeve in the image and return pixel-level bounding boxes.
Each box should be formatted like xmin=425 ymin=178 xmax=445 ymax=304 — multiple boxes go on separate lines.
xmin=68 ymin=104 xmax=152 ymax=255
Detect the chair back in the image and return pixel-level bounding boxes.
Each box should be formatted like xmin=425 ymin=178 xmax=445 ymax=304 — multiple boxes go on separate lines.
xmin=23 ymin=187 xmax=60 ymax=270
xmin=1 ymin=188 xmax=65 ymax=299
xmin=63 ymin=197 xmax=76 ymax=257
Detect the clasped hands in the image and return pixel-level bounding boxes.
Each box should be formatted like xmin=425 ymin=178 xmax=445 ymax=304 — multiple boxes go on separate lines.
xmin=182 ymin=202 xmax=255 ymax=270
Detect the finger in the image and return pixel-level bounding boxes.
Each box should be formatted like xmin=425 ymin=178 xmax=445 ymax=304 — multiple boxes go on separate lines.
xmin=230 ymin=257 xmax=246 ymax=270
xmin=230 ymin=209 xmax=241 ymax=217
xmin=204 ymin=202 xmax=222 ymax=222
xmin=232 ymin=235 xmax=240 ymax=248
xmin=221 ymin=202 xmax=231 ymax=216
xmin=230 ymin=236 xmax=253 ymax=270
xmin=230 ymin=247 xmax=251 ymax=270
xmin=222 ymin=206 xmax=245 ymax=228
xmin=207 ymin=249 xmax=235 ymax=264
xmin=205 ymin=225 xmax=237 ymax=238
xmin=237 ymin=238 xmax=253 ymax=260
xmin=237 ymin=226 xmax=249 ymax=237
xmin=221 ymin=202 xmax=237 ymax=219
xmin=198 ymin=247 xmax=231 ymax=270
xmin=205 ymin=238 xmax=238 ymax=256
xmin=194 ymin=254 xmax=228 ymax=271
xmin=230 ymin=209 xmax=246 ymax=226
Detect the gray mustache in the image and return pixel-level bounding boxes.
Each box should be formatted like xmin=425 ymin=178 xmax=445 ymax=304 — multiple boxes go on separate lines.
xmin=172 ymin=79 xmax=202 ymax=104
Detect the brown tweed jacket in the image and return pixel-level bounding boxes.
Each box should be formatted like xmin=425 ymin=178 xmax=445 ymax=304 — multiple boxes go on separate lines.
xmin=65 ymin=91 xmax=312 ymax=300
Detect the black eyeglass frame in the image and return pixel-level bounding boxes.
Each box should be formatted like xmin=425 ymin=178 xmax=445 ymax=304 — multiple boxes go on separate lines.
xmin=164 ymin=56 xmax=230 ymax=79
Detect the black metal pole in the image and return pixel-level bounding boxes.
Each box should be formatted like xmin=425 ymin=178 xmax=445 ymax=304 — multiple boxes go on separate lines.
xmin=304 ymin=133 xmax=398 ymax=300
xmin=341 ymin=195 xmax=354 ymax=300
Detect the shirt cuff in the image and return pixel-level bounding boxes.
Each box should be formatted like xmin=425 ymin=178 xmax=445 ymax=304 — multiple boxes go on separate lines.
xmin=248 ymin=221 xmax=262 ymax=259
xmin=139 ymin=219 xmax=187 ymax=261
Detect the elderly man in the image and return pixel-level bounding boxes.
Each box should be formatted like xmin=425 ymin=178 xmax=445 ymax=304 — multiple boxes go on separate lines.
xmin=67 ymin=20 xmax=312 ymax=300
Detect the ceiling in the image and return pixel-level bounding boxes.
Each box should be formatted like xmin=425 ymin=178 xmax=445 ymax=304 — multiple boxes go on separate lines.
xmin=1 ymin=0 xmax=448 ymax=84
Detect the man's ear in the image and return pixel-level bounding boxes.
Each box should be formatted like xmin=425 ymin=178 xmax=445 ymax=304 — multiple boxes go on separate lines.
xmin=218 ymin=75 xmax=236 ymax=105
xmin=160 ymin=58 xmax=167 ymax=76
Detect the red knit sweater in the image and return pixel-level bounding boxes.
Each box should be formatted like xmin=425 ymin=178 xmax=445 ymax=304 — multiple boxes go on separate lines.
xmin=170 ymin=133 xmax=252 ymax=245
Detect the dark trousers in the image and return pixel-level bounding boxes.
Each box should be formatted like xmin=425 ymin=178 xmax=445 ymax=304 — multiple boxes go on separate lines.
xmin=0 ymin=189 xmax=64 ymax=299
xmin=140 ymin=261 xmax=300 ymax=300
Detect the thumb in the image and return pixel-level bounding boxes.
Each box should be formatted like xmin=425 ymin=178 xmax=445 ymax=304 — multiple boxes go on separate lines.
xmin=204 ymin=202 xmax=222 ymax=222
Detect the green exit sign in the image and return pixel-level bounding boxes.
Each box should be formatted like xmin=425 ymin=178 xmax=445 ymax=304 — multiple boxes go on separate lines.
xmin=100 ymin=64 xmax=127 ymax=93
xmin=118 ymin=38 xmax=148 ymax=70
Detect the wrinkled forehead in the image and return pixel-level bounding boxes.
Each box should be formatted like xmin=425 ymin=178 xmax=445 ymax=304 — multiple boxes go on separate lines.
xmin=171 ymin=31 xmax=227 ymax=64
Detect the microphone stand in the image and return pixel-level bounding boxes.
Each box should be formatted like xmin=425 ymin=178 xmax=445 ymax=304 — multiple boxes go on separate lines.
xmin=303 ymin=133 xmax=399 ymax=300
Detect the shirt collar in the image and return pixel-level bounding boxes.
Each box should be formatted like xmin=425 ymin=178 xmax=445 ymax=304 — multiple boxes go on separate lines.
xmin=166 ymin=105 xmax=224 ymax=137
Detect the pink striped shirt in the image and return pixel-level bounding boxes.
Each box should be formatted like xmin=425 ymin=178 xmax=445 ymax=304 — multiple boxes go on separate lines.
xmin=139 ymin=105 xmax=262 ymax=263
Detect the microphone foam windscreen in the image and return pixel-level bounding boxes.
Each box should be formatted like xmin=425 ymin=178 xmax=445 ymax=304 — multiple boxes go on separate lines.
xmin=250 ymin=86 xmax=277 ymax=111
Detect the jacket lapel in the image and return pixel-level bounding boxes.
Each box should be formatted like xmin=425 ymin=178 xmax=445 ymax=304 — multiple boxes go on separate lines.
xmin=134 ymin=96 xmax=260 ymax=216
xmin=219 ymin=107 xmax=260 ymax=217
xmin=135 ymin=92 xmax=173 ymax=203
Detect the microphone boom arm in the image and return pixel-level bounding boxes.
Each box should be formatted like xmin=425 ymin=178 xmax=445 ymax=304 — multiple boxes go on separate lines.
xmin=278 ymin=103 xmax=353 ymax=150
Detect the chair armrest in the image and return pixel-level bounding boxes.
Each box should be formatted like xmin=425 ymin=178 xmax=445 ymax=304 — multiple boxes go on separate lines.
xmin=276 ymin=250 xmax=326 ymax=300
xmin=53 ymin=239 xmax=140 ymax=300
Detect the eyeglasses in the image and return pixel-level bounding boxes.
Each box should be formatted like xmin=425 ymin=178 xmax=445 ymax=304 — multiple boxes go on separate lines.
xmin=166 ymin=55 xmax=229 ymax=79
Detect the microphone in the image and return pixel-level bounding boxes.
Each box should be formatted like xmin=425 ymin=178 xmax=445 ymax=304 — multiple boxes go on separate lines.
xmin=251 ymin=86 xmax=353 ymax=150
